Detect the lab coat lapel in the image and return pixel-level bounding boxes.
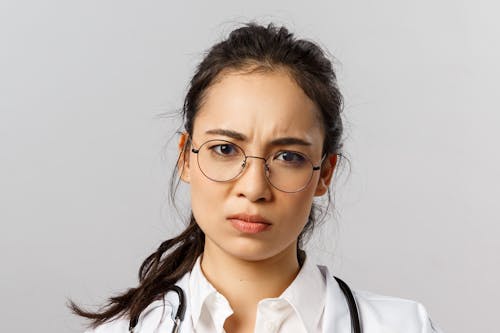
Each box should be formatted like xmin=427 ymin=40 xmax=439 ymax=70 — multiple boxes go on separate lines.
xmin=319 ymin=265 xmax=352 ymax=333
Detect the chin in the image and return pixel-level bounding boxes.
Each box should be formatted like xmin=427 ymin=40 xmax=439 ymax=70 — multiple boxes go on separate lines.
xmin=222 ymin=238 xmax=295 ymax=263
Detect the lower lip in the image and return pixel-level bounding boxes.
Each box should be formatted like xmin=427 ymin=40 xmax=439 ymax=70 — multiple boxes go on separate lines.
xmin=228 ymin=219 xmax=271 ymax=234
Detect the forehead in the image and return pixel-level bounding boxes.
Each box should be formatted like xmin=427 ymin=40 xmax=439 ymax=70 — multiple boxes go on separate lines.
xmin=193 ymin=69 xmax=324 ymax=147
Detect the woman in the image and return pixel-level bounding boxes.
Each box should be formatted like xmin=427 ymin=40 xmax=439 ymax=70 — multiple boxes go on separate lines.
xmin=71 ymin=22 xmax=443 ymax=333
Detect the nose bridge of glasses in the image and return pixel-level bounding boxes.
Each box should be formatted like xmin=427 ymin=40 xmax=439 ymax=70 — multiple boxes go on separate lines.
xmin=243 ymin=155 xmax=269 ymax=170
xmin=239 ymin=156 xmax=271 ymax=183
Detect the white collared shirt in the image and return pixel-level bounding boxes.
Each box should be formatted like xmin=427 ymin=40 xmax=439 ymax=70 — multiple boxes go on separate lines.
xmin=188 ymin=255 xmax=326 ymax=333
xmin=85 ymin=258 xmax=443 ymax=333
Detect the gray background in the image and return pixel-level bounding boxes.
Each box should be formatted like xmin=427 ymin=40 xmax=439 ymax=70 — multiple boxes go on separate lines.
xmin=1 ymin=0 xmax=498 ymax=332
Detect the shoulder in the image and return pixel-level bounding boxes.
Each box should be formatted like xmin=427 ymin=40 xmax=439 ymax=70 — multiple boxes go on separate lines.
xmin=318 ymin=266 xmax=443 ymax=332
xmin=353 ymin=289 xmax=442 ymax=332
xmin=82 ymin=299 xmax=172 ymax=333
xmin=83 ymin=272 xmax=191 ymax=333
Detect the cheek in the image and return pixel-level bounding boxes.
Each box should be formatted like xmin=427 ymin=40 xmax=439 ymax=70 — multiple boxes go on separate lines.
xmin=277 ymin=191 xmax=316 ymax=229
xmin=188 ymin=162 xmax=226 ymax=225
xmin=286 ymin=177 xmax=320 ymax=230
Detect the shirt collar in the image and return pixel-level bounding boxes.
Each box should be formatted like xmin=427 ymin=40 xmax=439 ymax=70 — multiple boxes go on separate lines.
xmin=188 ymin=254 xmax=325 ymax=331
xmin=279 ymin=255 xmax=326 ymax=331
xmin=189 ymin=255 xmax=233 ymax=331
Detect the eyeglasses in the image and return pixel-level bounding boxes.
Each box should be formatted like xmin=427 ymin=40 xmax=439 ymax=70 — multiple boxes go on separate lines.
xmin=189 ymin=138 xmax=325 ymax=193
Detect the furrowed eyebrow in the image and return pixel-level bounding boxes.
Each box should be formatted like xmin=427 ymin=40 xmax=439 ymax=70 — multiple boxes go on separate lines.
xmin=204 ymin=128 xmax=312 ymax=146
xmin=269 ymin=137 xmax=312 ymax=147
xmin=205 ymin=129 xmax=247 ymax=141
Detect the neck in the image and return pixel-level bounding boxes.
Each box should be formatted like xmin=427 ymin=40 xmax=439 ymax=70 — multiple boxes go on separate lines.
xmin=200 ymin=240 xmax=301 ymax=312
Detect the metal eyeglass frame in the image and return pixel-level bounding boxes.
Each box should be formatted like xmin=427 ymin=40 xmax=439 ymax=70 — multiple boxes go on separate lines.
xmin=189 ymin=138 xmax=326 ymax=193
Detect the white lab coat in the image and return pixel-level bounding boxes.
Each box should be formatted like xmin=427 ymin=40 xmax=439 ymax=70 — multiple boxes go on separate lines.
xmin=86 ymin=265 xmax=443 ymax=333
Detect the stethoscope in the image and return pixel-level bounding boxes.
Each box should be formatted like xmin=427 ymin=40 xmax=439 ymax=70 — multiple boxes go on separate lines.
xmin=129 ymin=277 xmax=361 ymax=333
xmin=128 ymin=285 xmax=186 ymax=333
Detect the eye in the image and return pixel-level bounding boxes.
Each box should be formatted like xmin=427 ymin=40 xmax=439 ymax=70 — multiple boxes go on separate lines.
xmin=274 ymin=151 xmax=306 ymax=165
xmin=209 ymin=143 xmax=238 ymax=156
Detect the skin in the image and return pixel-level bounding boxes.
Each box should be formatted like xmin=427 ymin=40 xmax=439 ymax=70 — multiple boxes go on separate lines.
xmin=178 ymin=68 xmax=337 ymax=333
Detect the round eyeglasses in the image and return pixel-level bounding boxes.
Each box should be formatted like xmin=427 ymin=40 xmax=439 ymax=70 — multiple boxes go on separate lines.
xmin=189 ymin=139 xmax=326 ymax=193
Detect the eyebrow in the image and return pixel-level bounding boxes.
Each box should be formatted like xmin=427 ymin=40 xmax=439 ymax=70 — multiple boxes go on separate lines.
xmin=204 ymin=128 xmax=312 ymax=146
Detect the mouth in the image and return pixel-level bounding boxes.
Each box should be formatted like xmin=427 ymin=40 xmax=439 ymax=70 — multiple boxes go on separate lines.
xmin=227 ymin=213 xmax=271 ymax=234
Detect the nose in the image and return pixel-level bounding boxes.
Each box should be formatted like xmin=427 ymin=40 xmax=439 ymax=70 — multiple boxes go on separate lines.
xmin=234 ymin=156 xmax=272 ymax=202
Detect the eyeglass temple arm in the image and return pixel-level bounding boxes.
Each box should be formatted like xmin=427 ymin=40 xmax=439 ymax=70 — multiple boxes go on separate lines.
xmin=313 ymin=153 xmax=329 ymax=170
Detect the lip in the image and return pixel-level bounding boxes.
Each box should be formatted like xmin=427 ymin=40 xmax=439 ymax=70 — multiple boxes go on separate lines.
xmin=227 ymin=213 xmax=270 ymax=223
xmin=227 ymin=213 xmax=271 ymax=234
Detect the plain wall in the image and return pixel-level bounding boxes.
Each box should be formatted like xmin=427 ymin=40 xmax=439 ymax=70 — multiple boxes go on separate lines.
xmin=1 ymin=0 xmax=498 ymax=332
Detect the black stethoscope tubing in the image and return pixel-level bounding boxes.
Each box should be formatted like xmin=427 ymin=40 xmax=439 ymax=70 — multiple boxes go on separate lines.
xmin=128 ymin=285 xmax=186 ymax=333
xmin=129 ymin=277 xmax=361 ymax=333
xmin=334 ymin=276 xmax=362 ymax=333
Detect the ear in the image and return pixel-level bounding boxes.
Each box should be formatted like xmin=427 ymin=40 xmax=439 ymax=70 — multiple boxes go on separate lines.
xmin=177 ymin=132 xmax=191 ymax=183
xmin=314 ymin=154 xmax=338 ymax=196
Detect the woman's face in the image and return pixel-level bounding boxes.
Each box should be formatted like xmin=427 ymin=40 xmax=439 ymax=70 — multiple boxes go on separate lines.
xmin=179 ymin=68 xmax=336 ymax=263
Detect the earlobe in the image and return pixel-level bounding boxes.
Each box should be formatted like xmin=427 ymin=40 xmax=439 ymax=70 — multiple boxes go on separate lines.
xmin=314 ymin=154 xmax=337 ymax=196
xmin=177 ymin=132 xmax=191 ymax=183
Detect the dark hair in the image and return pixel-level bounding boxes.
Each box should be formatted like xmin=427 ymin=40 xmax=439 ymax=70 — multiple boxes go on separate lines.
xmin=69 ymin=21 xmax=344 ymax=329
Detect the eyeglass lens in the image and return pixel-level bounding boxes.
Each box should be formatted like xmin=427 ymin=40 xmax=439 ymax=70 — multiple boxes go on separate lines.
xmin=196 ymin=140 xmax=315 ymax=192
